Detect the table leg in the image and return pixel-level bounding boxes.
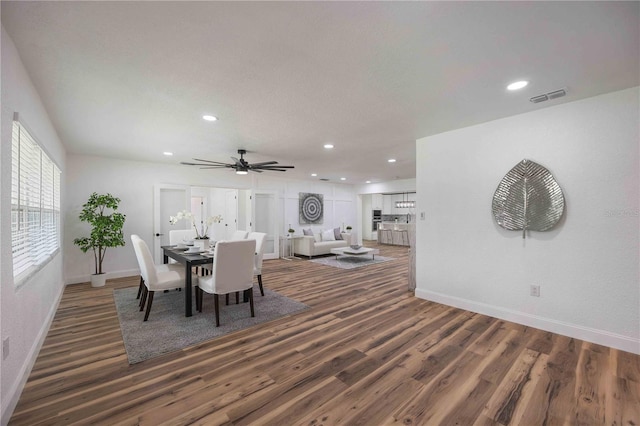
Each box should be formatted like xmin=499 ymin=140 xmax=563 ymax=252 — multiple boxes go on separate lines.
xmin=185 ymin=263 xmax=192 ymax=317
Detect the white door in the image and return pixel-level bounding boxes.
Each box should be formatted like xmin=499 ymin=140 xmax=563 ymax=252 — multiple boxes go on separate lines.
xmin=251 ymin=190 xmax=278 ymax=260
xmin=191 ymin=195 xmax=206 ymax=238
xmin=153 ymin=184 xmax=190 ymax=263
xmin=224 ymin=190 xmax=238 ymax=239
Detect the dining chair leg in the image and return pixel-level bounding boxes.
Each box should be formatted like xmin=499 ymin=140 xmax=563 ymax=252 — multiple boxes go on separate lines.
xmin=257 ymin=275 xmax=264 ymax=296
xmin=139 ymin=287 xmax=148 ymax=311
xmin=197 ymin=287 xmax=203 ymax=312
xmin=143 ymin=291 xmax=155 ymax=321
xmin=136 ymin=276 xmax=144 ymax=299
xmin=249 ymin=288 xmax=255 ymax=318
xmin=214 ymin=294 xmax=220 ymax=327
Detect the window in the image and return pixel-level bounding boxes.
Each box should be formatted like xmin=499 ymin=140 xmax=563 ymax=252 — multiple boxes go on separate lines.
xmin=11 ymin=116 xmax=61 ymax=282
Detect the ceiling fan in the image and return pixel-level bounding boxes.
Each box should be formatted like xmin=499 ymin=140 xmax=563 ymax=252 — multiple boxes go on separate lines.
xmin=181 ymin=149 xmax=294 ymax=175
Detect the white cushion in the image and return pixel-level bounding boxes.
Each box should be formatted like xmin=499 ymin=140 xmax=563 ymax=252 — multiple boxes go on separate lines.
xmin=313 ymin=233 xmax=321 ymax=243
xmin=322 ymin=229 xmax=335 ymax=241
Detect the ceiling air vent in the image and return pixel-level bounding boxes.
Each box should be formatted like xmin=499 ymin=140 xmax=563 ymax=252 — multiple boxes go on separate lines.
xmin=530 ymin=88 xmax=567 ymax=104
xmin=547 ymin=89 xmax=566 ymax=100
xmin=529 ymin=94 xmax=548 ymax=103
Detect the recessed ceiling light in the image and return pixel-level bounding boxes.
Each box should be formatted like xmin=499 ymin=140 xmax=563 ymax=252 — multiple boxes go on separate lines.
xmin=340 ymin=177 xmax=346 ymax=181
xmin=202 ymin=115 xmax=218 ymax=121
xmin=388 ymin=158 xmax=396 ymax=163
xmin=324 ymin=144 xmax=334 ymax=149
xmin=163 ymin=152 xmax=173 ymax=156
xmin=507 ymin=80 xmax=528 ymax=91
xmin=366 ymin=180 xmax=371 ymax=184
xmin=311 ymin=173 xmax=317 ymax=177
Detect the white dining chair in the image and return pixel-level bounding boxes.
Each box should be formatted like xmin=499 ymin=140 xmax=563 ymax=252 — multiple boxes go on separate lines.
xmin=131 ymin=234 xmax=199 ymax=321
xmin=131 ymin=234 xmax=185 ymax=299
xmin=196 ymin=239 xmax=256 ymax=327
xmin=247 ymin=232 xmax=267 ymax=296
xmin=230 ymin=230 xmax=248 ymax=240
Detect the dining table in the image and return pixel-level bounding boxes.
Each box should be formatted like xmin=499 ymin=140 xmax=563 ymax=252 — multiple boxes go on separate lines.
xmin=162 ymin=245 xmax=213 ymax=317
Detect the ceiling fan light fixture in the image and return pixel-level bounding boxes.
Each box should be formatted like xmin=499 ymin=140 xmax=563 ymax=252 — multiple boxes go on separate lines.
xmin=182 ymin=149 xmax=294 ymax=174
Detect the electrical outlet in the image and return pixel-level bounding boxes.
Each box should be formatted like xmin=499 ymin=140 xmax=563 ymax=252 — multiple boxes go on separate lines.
xmin=2 ymin=337 xmax=9 ymax=360
xmin=420 ymin=212 xmax=426 ymax=220
xmin=530 ymin=285 xmax=541 ymax=297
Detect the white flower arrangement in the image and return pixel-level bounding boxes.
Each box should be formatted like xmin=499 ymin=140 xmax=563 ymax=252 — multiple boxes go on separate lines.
xmin=169 ymin=210 xmax=223 ymax=239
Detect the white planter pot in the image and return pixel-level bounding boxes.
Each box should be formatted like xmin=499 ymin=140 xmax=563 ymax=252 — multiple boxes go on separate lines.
xmin=194 ymin=238 xmax=210 ymax=251
xmin=91 ymin=273 xmax=107 ymax=288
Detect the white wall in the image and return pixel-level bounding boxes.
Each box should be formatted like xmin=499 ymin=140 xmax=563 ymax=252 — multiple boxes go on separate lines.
xmin=1 ymin=26 xmax=68 ymax=423
xmin=415 ymin=87 xmax=639 ymax=354
xmin=355 ymin=178 xmax=416 ymax=195
xmin=65 ymin=155 xmax=358 ymax=284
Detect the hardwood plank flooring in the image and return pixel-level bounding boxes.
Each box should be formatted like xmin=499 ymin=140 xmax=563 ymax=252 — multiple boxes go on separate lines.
xmin=9 ymin=242 xmax=640 ymax=425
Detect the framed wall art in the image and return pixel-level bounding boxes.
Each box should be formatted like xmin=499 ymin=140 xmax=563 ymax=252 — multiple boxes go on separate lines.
xmin=299 ymin=192 xmax=323 ymax=224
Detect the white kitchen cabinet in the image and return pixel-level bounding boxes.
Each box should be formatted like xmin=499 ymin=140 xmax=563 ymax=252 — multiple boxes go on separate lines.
xmin=382 ymin=194 xmax=393 ymax=213
xmin=372 ymin=193 xmax=383 ymax=210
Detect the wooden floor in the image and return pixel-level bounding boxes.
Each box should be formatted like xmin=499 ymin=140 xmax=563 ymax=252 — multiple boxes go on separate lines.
xmin=10 ymin=242 xmax=640 ymax=425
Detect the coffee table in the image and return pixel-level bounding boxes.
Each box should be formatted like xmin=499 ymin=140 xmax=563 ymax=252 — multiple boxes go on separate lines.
xmin=330 ymin=246 xmax=379 ymax=260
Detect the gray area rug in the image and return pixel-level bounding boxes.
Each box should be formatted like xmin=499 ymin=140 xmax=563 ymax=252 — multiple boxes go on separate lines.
xmin=309 ymin=255 xmax=394 ymax=269
xmin=114 ymin=286 xmax=309 ymax=364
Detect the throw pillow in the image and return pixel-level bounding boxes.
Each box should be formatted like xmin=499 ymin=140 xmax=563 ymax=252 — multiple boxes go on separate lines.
xmin=314 ymin=233 xmax=321 ymax=243
xmin=333 ymin=227 xmax=343 ymax=240
xmin=322 ymin=229 xmax=336 ymax=241
xmin=303 ymin=228 xmax=313 ymax=236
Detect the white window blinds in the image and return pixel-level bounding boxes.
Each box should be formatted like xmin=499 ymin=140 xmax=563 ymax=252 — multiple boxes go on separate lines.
xmin=11 ymin=116 xmax=61 ymax=281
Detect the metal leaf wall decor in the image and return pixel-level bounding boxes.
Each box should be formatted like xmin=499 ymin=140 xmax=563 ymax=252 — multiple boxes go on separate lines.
xmin=492 ymin=159 xmax=565 ymax=238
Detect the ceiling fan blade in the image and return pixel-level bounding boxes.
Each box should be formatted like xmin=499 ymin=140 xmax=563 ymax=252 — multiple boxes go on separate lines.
xmin=192 ymin=158 xmax=232 ymax=165
xmin=231 ymin=156 xmax=243 ymax=166
xmin=199 ymin=166 xmax=231 ymax=169
xmin=259 ymin=165 xmax=295 ymax=169
xmin=248 ymin=161 xmax=279 ymax=167
xmin=181 ymin=161 xmax=229 ymax=167
xmin=249 ymin=169 xmax=263 ymax=173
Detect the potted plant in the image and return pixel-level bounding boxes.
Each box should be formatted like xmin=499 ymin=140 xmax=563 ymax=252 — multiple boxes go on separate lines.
xmin=346 ymin=225 xmax=352 ymax=232
xmin=74 ymin=192 xmax=126 ymax=287
xmin=287 ymin=227 xmax=295 ymax=237
xmin=169 ymin=210 xmax=223 ymax=250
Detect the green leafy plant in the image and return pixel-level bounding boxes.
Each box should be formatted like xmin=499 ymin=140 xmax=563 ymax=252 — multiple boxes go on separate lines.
xmin=288 ymin=228 xmax=295 ymax=234
xmin=73 ymin=192 xmax=126 ymax=275
xmin=346 ymin=225 xmax=352 ymax=231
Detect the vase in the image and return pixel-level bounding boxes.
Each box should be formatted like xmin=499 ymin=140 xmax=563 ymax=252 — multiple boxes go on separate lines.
xmin=194 ymin=238 xmax=210 ymax=251
xmin=91 ymin=273 xmax=107 ymax=288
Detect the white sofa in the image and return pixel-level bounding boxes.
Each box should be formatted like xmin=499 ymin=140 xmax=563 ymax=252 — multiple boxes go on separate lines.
xmin=294 ymin=232 xmax=352 ymax=258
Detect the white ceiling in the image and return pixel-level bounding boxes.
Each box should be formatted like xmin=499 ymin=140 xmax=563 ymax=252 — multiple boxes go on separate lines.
xmin=2 ymin=1 xmax=638 ymax=184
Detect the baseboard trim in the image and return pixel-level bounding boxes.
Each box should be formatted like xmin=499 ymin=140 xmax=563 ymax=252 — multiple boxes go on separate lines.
xmin=66 ymin=269 xmax=139 ymax=285
xmin=1 ymin=281 xmax=65 ymax=425
xmin=415 ymin=288 xmax=639 ymax=355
